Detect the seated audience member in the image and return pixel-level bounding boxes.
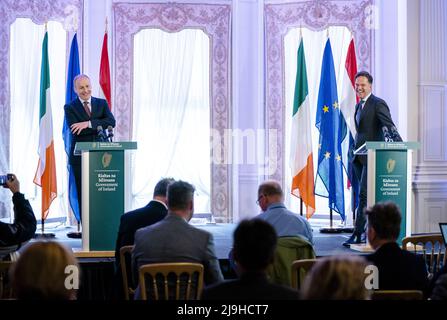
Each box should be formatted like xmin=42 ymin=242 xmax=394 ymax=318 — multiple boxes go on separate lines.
xmin=366 ymin=202 xmax=429 ymax=295
xmin=10 ymin=241 xmax=79 ymax=300
xmin=132 ymin=180 xmax=223 ymax=299
xmin=113 ymin=178 xmax=174 ymax=298
xmin=428 ymin=264 xmax=447 ymax=297
xmin=256 ymin=180 xmax=313 ymax=244
xmin=202 ymin=219 xmax=298 ymax=300
xmin=430 ymin=274 xmax=447 ymax=300
xmin=301 ymin=256 xmax=370 ymax=300
xmin=0 ymin=174 xmax=36 ymax=259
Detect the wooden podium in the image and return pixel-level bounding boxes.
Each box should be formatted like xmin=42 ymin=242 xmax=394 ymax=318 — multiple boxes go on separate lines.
xmin=74 ymin=141 xmax=137 ymax=251
xmin=354 ymin=141 xmax=419 ymax=243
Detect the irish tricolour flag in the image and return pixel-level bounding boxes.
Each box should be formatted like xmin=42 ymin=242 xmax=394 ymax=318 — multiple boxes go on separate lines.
xmin=290 ymin=38 xmax=315 ymax=219
xmin=34 ymin=31 xmax=57 ymax=220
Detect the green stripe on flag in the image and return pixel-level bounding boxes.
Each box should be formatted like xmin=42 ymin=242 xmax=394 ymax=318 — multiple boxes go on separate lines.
xmin=39 ymin=32 xmax=50 ymax=120
xmin=292 ymin=39 xmax=308 ymax=116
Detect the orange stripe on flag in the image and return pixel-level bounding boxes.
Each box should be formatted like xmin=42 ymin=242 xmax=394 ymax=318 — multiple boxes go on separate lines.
xmin=291 ymin=154 xmax=315 ymax=219
xmin=34 ymin=141 xmax=57 ymax=220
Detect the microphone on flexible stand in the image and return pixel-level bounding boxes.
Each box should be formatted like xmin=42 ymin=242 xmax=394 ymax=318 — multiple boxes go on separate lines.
xmin=382 ymin=126 xmax=393 ymax=142
xmin=97 ymin=126 xmax=107 ymax=142
xmin=390 ymin=126 xmax=403 ymax=142
xmin=107 ymin=126 xmax=114 ymax=142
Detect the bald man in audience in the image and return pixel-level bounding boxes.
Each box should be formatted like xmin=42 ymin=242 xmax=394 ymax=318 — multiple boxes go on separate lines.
xmin=256 ymin=180 xmax=313 ymax=244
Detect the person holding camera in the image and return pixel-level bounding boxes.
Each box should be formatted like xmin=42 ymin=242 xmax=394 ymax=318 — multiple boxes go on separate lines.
xmin=0 ymin=174 xmax=37 ymax=252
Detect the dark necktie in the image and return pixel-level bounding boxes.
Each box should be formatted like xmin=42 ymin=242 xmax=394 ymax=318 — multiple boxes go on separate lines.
xmin=355 ymin=99 xmax=365 ymax=125
xmin=83 ymin=101 xmax=91 ymax=118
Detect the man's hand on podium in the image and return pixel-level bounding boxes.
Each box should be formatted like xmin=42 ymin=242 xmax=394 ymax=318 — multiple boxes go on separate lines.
xmin=71 ymin=121 xmax=89 ymax=135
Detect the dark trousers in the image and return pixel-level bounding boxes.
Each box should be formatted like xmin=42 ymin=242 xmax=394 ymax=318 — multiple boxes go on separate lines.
xmin=72 ymin=161 xmax=82 ymax=223
xmin=353 ymin=157 xmax=368 ymax=236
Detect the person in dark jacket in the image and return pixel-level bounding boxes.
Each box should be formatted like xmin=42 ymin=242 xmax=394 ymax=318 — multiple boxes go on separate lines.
xmin=113 ymin=177 xmax=174 ymax=299
xmin=366 ymin=201 xmax=429 ymax=296
xmin=343 ymin=71 xmax=402 ymax=247
xmin=202 ymin=219 xmax=299 ymax=300
xmin=0 ymin=174 xmax=36 ymax=259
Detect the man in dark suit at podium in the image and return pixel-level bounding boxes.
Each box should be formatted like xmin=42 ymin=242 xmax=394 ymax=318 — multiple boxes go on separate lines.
xmin=343 ymin=71 xmax=401 ymax=247
xmin=64 ymin=74 xmax=116 ymax=223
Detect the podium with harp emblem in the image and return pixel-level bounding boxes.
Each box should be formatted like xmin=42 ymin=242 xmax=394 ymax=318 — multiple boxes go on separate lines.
xmin=74 ymin=141 xmax=137 ymax=251
xmin=354 ymin=141 xmax=419 ymax=243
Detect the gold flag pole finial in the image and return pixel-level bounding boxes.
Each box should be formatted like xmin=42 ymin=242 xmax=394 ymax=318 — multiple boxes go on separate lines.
xmin=45 ymin=21 xmax=48 ymax=32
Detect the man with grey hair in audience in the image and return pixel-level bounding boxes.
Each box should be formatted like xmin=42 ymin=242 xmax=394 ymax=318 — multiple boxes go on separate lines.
xmin=131 ymin=180 xmax=223 ymax=299
xmin=256 ymin=180 xmax=313 ymax=244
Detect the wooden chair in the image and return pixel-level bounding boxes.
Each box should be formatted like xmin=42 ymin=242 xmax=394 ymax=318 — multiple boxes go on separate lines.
xmin=138 ymin=263 xmax=204 ymax=300
xmin=291 ymin=259 xmax=317 ymax=289
xmin=371 ymin=290 xmax=424 ymax=300
xmin=119 ymin=245 xmax=135 ymax=300
xmin=402 ymin=234 xmax=446 ymax=278
xmin=0 ymin=261 xmax=14 ymax=299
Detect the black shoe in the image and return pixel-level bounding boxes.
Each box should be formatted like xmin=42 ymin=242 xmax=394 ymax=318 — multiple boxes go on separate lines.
xmin=342 ymin=234 xmax=361 ymax=247
xmin=360 ymin=233 xmax=367 ymax=243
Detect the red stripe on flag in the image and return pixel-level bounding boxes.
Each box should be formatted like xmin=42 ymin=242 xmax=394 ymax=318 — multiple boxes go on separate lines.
xmin=100 ymin=32 xmax=112 ymax=110
xmin=345 ymin=38 xmax=358 ymax=189
xmin=345 ymin=39 xmax=359 ymax=104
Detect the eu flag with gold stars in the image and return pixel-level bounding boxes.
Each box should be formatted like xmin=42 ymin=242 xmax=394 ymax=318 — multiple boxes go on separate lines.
xmin=315 ymin=38 xmax=345 ymax=220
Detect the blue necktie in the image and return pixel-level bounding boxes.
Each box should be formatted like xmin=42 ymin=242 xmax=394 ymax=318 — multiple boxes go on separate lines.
xmin=355 ymin=100 xmax=365 ymax=125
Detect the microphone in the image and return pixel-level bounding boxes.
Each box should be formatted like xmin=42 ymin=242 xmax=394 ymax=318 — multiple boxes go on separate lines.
xmin=390 ymin=126 xmax=403 ymax=142
xmin=382 ymin=126 xmax=393 ymax=142
xmin=107 ymin=125 xmax=114 ymax=142
xmin=97 ymin=126 xmax=107 ymax=142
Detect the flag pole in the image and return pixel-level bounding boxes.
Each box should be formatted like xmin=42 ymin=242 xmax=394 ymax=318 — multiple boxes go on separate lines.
xmin=34 ymin=23 xmax=56 ymax=239
xmin=299 ymin=198 xmax=303 ymax=216
xmin=320 ymin=208 xmax=343 ymax=233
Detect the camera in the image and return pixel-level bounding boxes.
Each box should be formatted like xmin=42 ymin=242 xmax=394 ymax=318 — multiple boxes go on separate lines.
xmin=0 ymin=174 xmax=13 ymax=187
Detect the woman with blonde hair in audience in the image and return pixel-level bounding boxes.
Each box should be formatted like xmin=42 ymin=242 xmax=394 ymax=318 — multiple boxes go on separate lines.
xmin=301 ymin=255 xmax=370 ymax=300
xmin=10 ymin=241 xmax=79 ymax=300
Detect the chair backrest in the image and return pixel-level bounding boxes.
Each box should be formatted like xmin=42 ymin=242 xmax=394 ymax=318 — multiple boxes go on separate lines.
xmin=371 ymin=290 xmax=424 ymax=300
xmin=266 ymin=236 xmax=316 ymax=287
xmin=402 ymin=234 xmax=446 ymax=277
xmin=291 ymin=259 xmax=317 ymax=290
xmin=138 ymin=263 xmax=204 ymax=300
xmin=0 ymin=245 xmax=19 ymax=261
xmin=119 ymin=245 xmax=135 ymax=300
xmin=0 ymin=261 xmax=14 ymax=299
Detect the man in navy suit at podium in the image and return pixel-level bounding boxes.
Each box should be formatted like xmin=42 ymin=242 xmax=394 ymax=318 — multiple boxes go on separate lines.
xmin=343 ymin=71 xmax=401 ymax=247
xmin=64 ymin=74 xmax=116 ymax=222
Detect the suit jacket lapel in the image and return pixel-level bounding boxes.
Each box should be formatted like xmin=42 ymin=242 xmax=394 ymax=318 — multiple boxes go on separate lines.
xmin=74 ymin=98 xmax=89 ymax=119
xmin=358 ymin=94 xmax=374 ymax=124
xmin=90 ymin=97 xmax=96 ymax=118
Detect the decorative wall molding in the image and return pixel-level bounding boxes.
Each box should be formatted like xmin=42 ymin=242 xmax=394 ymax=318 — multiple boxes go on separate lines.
xmin=420 ymin=86 xmax=446 ymax=162
xmin=264 ymin=0 xmax=373 ymax=184
xmin=0 ymin=0 xmax=83 ymax=217
xmin=413 ymin=195 xmax=447 ymax=233
xmin=414 ymin=0 xmax=447 ymax=233
xmin=420 ymin=0 xmax=447 ymax=82
xmin=113 ymin=2 xmax=232 ymax=221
